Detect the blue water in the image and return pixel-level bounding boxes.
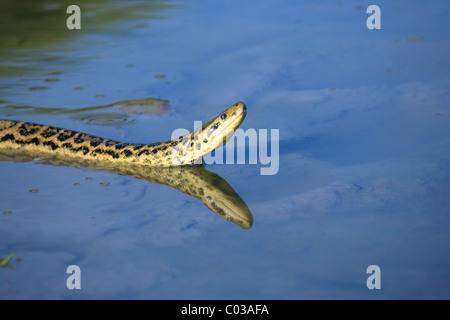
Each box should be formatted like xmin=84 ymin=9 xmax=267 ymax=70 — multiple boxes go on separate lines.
xmin=0 ymin=0 xmax=449 ymax=299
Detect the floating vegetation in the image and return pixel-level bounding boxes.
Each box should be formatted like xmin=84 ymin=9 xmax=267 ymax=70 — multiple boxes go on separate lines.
xmin=0 ymin=253 xmax=15 ymax=269
xmin=404 ymin=36 xmax=422 ymax=42
xmin=1 ymin=97 xmax=170 ymax=126
xmin=28 ymin=86 xmax=48 ymax=91
xmin=43 ymin=78 xmax=60 ymax=82
xmin=47 ymin=71 xmax=63 ymax=76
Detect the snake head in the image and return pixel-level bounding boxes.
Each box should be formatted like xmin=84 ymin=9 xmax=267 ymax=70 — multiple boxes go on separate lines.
xmin=197 ymin=102 xmax=247 ymax=157
xmin=171 ymin=102 xmax=247 ymax=165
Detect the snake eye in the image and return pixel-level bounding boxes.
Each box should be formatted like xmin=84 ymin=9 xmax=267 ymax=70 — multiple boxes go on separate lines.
xmin=220 ymin=113 xmax=227 ymax=120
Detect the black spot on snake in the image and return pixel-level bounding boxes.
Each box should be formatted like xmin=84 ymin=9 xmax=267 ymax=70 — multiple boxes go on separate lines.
xmin=57 ymin=131 xmax=76 ymax=142
xmin=90 ymin=140 xmax=101 ymax=147
xmin=1 ymin=134 xmax=15 ymax=142
xmin=43 ymin=141 xmax=59 ymax=150
xmin=29 ymin=137 xmax=40 ymax=146
xmin=19 ymin=124 xmax=38 ymax=136
xmin=114 ymin=144 xmax=126 ymax=150
xmin=62 ymin=143 xmax=73 ymax=148
xmin=74 ymin=134 xmax=85 ymax=143
xmin=41 ymin=129 xmax=58 ymax=138
xmin=122 ymin=150 xmax=133 ymax=157
xmin=104 ymin=150 xmax=119 ymax=159
xmin=138 ymin=149 xmax=149 ymax=156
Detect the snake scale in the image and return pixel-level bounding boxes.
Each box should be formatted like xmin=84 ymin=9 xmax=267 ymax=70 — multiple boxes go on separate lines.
xmin=0 ymin=102 xmax=247 ymax=166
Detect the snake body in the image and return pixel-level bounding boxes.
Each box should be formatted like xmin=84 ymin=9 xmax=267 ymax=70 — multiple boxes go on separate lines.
xmin=0 ymin=102 xmax=246 ymax=166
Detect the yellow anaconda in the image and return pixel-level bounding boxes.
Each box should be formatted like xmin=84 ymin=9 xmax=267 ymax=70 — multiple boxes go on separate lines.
xmin=0 ymin=102 xmax=246 ymax=166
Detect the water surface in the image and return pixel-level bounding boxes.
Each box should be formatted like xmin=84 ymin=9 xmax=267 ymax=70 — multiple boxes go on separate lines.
xmin=1 ymin=0 xmax=449 ymax=299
